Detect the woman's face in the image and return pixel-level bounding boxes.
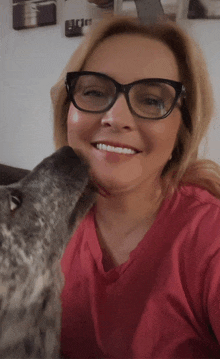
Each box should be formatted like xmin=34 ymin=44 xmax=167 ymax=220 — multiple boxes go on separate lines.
xmin=67 ymin=34 xmax=182 ymax=194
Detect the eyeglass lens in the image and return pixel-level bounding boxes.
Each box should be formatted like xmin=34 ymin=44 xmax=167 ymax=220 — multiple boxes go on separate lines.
xmin=71 ymin=74 xmax=178 ymax=119
xmin=73 ymin=75 xmax=116 ymax=112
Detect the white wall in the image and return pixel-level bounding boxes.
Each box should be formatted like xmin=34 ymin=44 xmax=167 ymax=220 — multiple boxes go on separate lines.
xmin=0 ymin=0 xmax=82 ymax=169
xmin=179 ymin=20 xmax=220 ymax=164
xmin=1 ymin=1 xmax=220 ymax=169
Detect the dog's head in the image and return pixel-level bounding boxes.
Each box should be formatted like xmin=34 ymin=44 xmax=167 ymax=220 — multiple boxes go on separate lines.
xmin=0 ymin=146 xmax=95 ymax=279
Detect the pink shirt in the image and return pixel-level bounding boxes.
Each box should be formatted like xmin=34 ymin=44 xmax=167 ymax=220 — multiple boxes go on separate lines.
xmin=61 ymin=185 xmax=220 ymax=358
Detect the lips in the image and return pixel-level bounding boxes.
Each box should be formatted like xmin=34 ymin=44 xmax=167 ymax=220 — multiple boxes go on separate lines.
xmin=92 ymin=141 xmax=141 ymax=155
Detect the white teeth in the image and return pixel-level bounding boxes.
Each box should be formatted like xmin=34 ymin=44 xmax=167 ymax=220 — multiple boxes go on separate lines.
xmin=95 ymin=143 xmax=136 ymax=154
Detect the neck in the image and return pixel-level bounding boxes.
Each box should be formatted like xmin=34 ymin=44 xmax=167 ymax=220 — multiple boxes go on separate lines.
xmin=95 ymin=179 xmax=163 ymax=233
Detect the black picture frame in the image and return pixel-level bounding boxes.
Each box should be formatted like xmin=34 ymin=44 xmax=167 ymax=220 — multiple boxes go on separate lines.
xmin=187 ymin=0 xmax=220 ymax=20
xmin=13 ymin=0 xmax=57 ymax=31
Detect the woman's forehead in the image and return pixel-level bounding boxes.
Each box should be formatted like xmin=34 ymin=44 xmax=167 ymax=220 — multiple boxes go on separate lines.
xmin=83 ymin=33 xmax=180 ymax=83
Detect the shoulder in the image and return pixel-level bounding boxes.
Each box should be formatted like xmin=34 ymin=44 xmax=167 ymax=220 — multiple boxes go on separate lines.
xmin=159 ymin=184 xmax=220 ymax=248
xmin=163 ymin=184 xmax=220 ymax=220
xmin=179 ymin=184 xmax=220 ymax=228
xmin=178 ymin=184 xmax=220 ymax=208
xmin=151 ymin=186 xmax=220 ymax=333
xmin=155 ymin=184 xmax=220 ymax=279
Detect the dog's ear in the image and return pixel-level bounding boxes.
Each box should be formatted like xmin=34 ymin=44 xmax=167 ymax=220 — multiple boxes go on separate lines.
xmin=0 ymin=164 xmax=30 ymax=186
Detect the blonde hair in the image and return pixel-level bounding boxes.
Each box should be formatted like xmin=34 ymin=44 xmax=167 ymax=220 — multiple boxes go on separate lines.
xmin=51 ymin=16 xmax=220 ymax=198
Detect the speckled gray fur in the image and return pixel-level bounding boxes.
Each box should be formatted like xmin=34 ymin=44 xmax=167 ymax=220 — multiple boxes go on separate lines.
xmin=0 ymin=146 xmax=95 ymax=359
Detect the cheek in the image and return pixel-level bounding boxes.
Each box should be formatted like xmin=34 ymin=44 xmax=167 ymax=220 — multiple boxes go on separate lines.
xmin=67 ymin=103 xmax=101 ymax=155
xmin=67 ymin=104 xmax=89 ymax=147
xmin=140 ymin=115 xmax=181 ymax=154
xmin=67 ymin=104 xmax=76 ymax=136
xmin=155 ymin=121 xmax=180 ymax=146
xmin=67 ymin=104 xmax=80 ymax=141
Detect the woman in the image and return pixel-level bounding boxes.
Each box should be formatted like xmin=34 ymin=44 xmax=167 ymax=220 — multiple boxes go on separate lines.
xmin=51 ymin=16 xmax=220 ymax=358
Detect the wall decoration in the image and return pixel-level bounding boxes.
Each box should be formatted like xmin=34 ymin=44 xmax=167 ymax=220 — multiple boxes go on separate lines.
xmin=121 ymin=0 xmax=178 ymax=22
xmin=123 ymin=0 xmax=220 ymax=21
xmin=63 ymin=0 xmax=106 ymax=37
xmin=13 ymin=0 xmax=57 ymax=30
xmin=62 ymin=0 xmax=172 ymax=38
xmin=187 ymin=0 xmax=220 ymax=19
xmin=63 ymin=0 xmax=215 ymax=38
xmin=161 ymin=0 xmax=177 ymax=21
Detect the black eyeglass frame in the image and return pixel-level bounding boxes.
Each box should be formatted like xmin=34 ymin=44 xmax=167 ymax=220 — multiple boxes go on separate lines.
xmin=65 ymin=71 xmax=187 ymax=121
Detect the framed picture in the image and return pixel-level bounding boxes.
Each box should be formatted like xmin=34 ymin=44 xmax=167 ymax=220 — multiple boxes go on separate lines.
xmin=63 ymin=0 xmax=93 ymax=37
xmin=13 ymin=0 xmax=57 ymax=31
xmin=161 ymin=0 xmax=178 ymax=21
xmin=111 ymin=0 xmax=177 ymax=22
xmin=116 ymin=1 xmax=179 ymax=22
xmin=177 ymin=0 xmax=220 ymax=20
xmin=187 ymin=0 xmax=220 ymax=19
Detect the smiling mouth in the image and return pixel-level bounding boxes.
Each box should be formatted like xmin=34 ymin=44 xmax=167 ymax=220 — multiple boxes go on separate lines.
xmin=93 ymin=143 xmax=139 ymax=155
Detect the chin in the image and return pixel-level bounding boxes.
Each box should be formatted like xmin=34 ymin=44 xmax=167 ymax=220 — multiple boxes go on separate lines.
xmin=91 ymin=174 xmax=143 ymax=197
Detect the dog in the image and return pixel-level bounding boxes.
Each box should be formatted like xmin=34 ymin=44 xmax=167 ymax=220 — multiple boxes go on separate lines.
xmin=0 ymin=146 xmax=96 ymax=358
xmin=0 ymin=163 xmax=29 ymax=186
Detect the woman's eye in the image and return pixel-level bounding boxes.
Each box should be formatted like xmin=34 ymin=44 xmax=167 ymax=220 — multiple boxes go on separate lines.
xmin=143 ymin=97 xmax=165 ymax=109
xmin=83 ymin=89 xmax=105 ymax=98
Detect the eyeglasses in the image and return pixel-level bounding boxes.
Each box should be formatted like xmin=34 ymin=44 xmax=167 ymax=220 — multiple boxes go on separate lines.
xmin=65 ymin=71 xmax=187 ymax=121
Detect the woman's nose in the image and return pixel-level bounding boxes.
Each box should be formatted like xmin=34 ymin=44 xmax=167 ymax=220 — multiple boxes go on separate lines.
xmin=101 ymin=94 xmax=136 ymax=131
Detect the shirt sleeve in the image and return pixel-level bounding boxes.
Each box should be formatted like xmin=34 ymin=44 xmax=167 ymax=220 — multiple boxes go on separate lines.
xmin=203 ymin=245 xmax=220 ymax=343
xmin=197 ymin=203 xmax=220 ymax=344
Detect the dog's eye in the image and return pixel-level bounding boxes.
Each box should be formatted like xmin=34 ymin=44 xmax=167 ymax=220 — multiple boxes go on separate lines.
xmin=9 ymin=190 xmax=23 ymax=212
